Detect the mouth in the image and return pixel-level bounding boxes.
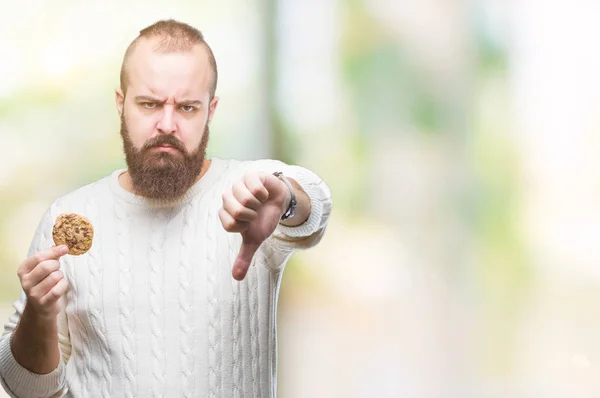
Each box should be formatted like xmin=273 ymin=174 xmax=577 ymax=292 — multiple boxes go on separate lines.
xmin=152 ymin=145 xmax=180 ymax=154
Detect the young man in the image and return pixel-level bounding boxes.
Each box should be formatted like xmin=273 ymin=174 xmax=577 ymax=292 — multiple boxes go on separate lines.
xmin=0 ymin=19 xmax=332 ymax=398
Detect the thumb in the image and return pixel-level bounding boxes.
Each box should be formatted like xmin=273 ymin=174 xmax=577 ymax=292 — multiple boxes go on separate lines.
xmin=232 ymin=239 xmax=261 ymax=281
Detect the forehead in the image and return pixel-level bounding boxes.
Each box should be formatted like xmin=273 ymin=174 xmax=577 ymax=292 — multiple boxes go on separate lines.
xmin=126 ymin=38 xmax=211 ymax=98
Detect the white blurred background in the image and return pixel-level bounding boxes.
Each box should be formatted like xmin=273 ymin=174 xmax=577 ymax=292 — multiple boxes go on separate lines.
xmin=2 ymin=0 xmax=600 ymax=397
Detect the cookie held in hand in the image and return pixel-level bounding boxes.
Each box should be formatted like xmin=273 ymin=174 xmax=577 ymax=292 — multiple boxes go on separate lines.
xmin=52 ymin=213 xmax=94 ymax=255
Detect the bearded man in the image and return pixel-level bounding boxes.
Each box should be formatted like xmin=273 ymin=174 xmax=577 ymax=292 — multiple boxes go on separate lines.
xmin=0 ymin=19 xmax=332 ymax=398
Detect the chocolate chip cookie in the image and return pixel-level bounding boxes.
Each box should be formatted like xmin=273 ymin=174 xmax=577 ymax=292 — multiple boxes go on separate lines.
xmin=52 ymin=213 xmax=94 ymax=255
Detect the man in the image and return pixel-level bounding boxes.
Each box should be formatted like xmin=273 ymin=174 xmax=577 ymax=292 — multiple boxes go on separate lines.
xmin=0 ymin=19 xmax=332 ymax=398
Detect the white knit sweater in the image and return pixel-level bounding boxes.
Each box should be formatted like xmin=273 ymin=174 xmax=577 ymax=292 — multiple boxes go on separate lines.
xmin=0 ymin=158 xmax=332 ymax=398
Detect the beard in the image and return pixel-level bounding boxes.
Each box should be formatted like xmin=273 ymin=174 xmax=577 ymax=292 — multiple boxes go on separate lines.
xmin=120 ymin=115 xmax=209 ymax=202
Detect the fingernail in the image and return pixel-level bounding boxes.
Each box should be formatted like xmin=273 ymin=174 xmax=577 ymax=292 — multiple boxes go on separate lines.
xmin=59 ymin=246 xmax=68 ymax=255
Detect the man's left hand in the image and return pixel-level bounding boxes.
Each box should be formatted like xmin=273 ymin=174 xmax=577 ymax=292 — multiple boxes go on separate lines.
xmin=219 ymin=171 xmax=291 ymax=281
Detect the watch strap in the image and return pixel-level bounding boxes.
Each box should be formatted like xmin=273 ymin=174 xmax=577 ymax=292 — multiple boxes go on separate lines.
xmin=273 ymin=171 xmax=297 ymax=220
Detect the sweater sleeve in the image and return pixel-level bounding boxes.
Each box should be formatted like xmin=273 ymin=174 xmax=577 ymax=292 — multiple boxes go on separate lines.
xmin=0 ymin=208 xmax=70 ymax=398
xmin=240 ymin=159 xmax=333 ymax=252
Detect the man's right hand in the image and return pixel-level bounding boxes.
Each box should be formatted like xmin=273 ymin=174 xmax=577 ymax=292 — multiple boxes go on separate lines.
xmin=17 ymin=245 xmax=70 ymax=320
xmin=10 ymin=245 xmax=70 ymax=374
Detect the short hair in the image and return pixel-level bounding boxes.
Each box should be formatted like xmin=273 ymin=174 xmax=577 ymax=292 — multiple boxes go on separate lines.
xmin=119 ymin=19 xmax=218 ymax=99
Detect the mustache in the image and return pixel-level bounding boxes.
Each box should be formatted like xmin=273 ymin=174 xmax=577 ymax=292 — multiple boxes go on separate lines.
xmin=142 ymin=135 xmax=187 ymax=154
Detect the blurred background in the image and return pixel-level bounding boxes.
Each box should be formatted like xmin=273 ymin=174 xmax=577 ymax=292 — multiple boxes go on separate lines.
xmin=2 ymin=0 xmax=600 ymax=397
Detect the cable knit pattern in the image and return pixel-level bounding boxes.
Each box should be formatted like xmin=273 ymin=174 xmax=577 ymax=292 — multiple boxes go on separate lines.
xmin=179 ymin=201 xmax=196 ymax=397
xmin=63 ymin=235 xmax=92 ymax=396
xmin=149 ymin=210 xmax=168 ymax=398
xmin=68 ymin=258 xmax=94 ymax=397
xmin=249 ymin=262 xmax=261 ymax=398
xmin=0 ymin=158 xmax=332 ymax=398
xmin=85 ymin=190 xmax=113 ymax=398
xmin=206 ymin=189 xmax=222 ymax=398
xmin=115 ymin=199 xmax=137 ymax=398
xmin=230 ymin=234 xmax=245 ymax=398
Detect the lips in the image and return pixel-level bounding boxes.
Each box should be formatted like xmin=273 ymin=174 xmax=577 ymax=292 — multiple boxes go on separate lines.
xmin=151 ymin=145 xmax=181 ymax=154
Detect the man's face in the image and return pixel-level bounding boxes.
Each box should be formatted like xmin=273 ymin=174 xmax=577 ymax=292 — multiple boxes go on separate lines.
xmin=116 ymin=38 xmax=218 ymax=201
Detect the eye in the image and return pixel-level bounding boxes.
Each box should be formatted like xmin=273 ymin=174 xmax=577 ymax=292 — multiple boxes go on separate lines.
xmin=180 ymin=105 xmax=196 ymax=113
xmin=141 ymin=102 xmax=157 ymax=109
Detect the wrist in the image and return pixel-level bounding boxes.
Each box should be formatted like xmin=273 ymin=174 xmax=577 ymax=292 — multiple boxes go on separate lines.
xmin=22 ymin=302 xmax=59 ymax=325
xmin=278 ymin=178 xmax=311 ymax=227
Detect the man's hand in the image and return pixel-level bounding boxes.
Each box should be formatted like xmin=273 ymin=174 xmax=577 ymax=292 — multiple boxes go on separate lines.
xmin=17 ymin=245 xmax=70 ymax=320
xmin=11 ymin=244 xmax=70 ymax=374
xmin=219 ymin=171 xmax=290 ymax=281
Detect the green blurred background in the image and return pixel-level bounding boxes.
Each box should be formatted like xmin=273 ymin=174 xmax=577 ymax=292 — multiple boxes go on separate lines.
xmin=2 ymin=1 xmax=600 ymax=397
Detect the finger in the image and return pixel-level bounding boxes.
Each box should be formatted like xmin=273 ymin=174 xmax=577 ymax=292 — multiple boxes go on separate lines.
xmin=22 ymin=259 xmax=61 ymax=292
xmin=40 ymin=278 xmax=69 ymax=308
xmin=222 ymin=189 xmax=258 ymax=222
xmin=28 ymin=270 xmax=64 ymax=301
xmin=243 ymin=173 xmax=269 ymax=204
xmin=233 ymin=180 xmax=262 ymax=210
xmin=219 ymin=208 xmax=249 ymax=233
xmin=232 ymin=241 xmax=261 ymax=281
xmin=18 ymin=245 xmax=68 ymax=276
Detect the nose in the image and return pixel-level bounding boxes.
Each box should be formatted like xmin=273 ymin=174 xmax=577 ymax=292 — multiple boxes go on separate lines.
xmin=157 ymin=105 xmax=176 ymax=135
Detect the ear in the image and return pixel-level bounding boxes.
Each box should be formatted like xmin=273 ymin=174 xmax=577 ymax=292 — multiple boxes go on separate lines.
xmin=115 ymin=88 xmax=125 ymax=117
xmin=207 ymin=96 xmax=220 ymax=125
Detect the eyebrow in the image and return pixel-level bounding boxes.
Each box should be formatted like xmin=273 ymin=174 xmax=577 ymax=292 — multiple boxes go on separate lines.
xmin=134 ymin=95 xmax=163 ymax=103
xmin=178 ymin=100 xmax=203 ymax=106
xmin=134 ymin=96 xmax=203 ymax=106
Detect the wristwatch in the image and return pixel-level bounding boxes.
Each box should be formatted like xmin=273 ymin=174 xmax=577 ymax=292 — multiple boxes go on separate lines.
xmin=273 ymin=171 xmax=297 ymax=220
